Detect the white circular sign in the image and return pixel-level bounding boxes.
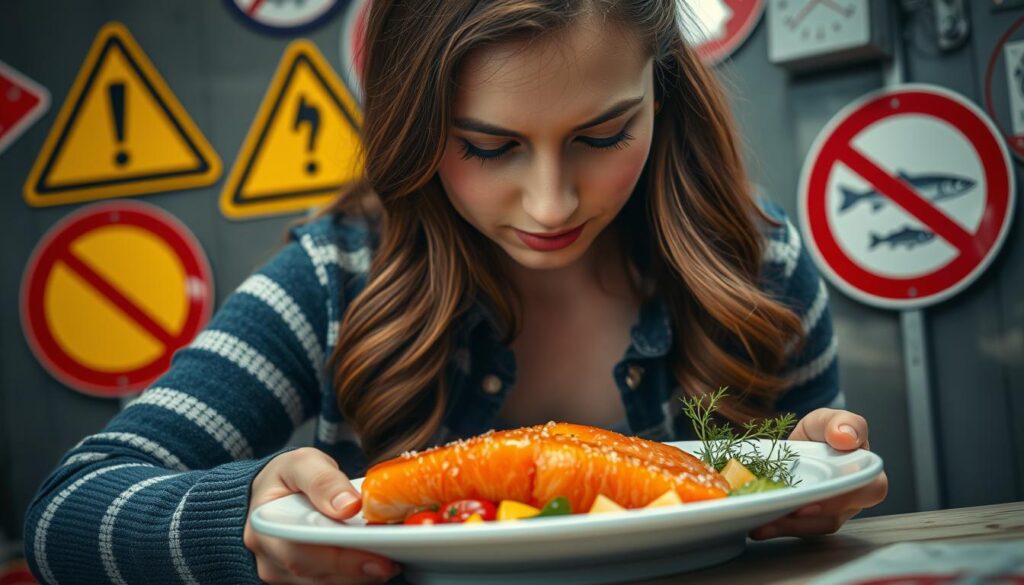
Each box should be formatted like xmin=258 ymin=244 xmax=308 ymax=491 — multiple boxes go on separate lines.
xmin=798 ymin=84 xmax=1015 ymax=309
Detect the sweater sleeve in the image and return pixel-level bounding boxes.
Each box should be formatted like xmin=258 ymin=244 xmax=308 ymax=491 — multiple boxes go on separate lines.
xmin=759 ymin=202 xmax=843 ymax=419
xmin=23 ymin=239 xmax=330 ymax=585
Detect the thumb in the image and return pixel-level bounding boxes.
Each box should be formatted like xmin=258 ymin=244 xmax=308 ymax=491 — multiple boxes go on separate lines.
xmin=286 ymin=449 xmax=362 ymax=520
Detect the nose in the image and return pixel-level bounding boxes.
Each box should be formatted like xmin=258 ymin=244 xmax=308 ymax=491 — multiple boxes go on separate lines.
xmin=521 ymin=151 xmax=578 ymax=229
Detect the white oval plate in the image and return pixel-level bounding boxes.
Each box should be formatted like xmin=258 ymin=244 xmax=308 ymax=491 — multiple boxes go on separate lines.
xmin=251 ymin=440 xmax=883 ymax=585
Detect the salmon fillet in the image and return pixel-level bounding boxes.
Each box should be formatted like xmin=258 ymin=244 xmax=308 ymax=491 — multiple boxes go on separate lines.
xmin=360 ymin=422 xmax=728 ymax=523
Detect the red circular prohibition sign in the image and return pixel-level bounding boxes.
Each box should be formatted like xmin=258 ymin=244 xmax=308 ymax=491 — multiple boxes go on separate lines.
xmin=20 ymin=201 xmax=213 ymax=397
xmin=802 ymin=86 xmax=1014 ymax=307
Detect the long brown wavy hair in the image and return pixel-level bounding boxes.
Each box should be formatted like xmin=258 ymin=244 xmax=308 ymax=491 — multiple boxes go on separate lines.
xmin=326 ymin=0 xmax=805 ymax=464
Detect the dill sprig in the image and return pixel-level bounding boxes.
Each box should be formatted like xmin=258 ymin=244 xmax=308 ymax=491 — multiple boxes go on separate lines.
xmin=680 ymin=388 xmax=800 ymax=487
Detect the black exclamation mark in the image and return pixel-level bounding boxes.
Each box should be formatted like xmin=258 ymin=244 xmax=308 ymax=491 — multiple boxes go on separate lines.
xmin=108 ymin=82 xmax=129 ymax=167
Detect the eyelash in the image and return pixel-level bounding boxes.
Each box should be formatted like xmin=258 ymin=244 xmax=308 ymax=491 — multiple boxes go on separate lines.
xmin=458 ymin=129 xmax=636 ymax=164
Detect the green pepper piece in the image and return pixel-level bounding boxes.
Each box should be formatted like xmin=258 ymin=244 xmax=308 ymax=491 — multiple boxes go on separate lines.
xmin=728 ymin=477 xmax=786 ymax=496
xmin=535 ymin=496 xmax=573 ymax=517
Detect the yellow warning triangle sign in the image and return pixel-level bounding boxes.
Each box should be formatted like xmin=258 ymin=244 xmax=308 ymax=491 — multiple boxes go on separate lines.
xmin=23 ymin=22 xmax=222 ymax=207
xmin=220 ymin=40 xmax=364 ymax=220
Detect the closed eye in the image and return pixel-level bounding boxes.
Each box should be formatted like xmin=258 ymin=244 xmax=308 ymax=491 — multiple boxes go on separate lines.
xmin=458 ymin=140 xmax=517 ymax=161
xmin=579 ymin=128 xmax=634 ymax=150
xmin=458 ymin=127 xmax=636 ymax=164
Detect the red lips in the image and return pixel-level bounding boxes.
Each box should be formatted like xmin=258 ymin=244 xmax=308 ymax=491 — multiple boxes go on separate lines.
xmin=513 ymin=223 xmax=585 ymax=251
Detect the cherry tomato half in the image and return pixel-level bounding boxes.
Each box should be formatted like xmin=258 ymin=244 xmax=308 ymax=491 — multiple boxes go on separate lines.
xmin=403 ymin=510 xmax=443 ymax=525
xmin=440 ymin=499 xmax=497 ymax=523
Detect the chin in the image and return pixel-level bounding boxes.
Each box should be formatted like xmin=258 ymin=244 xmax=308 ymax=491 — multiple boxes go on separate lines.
xmin=501 ymin=240 xmax=593 ymax=270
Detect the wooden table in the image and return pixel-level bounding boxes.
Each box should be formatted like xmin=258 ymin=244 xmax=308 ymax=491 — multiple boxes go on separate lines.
xmin=635 ymin=501 xmax=1024 ymax=585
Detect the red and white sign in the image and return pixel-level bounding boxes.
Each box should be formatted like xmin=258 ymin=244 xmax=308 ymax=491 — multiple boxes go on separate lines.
xmin=224 ymin=0 xmax=343 ymax=34
xmin=983 ymin=16 xmax=1024 ymax=162
xmin=798 ymin=84 xmax=1015 ymax=310
xmin=681 ymin=0 xmax=765 ymax=65
xmin=21 ymin=202 xmax=213 ymax=397
xmin=339 ymin=0 xmax=370 ymax=101
xmin=0 ymin=60 xmax=50 ymax=156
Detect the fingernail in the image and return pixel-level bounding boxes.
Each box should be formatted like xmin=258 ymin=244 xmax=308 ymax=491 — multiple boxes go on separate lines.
xmin=796 ymin=504 xmax=822 ymax=517
xmin=332 ymin=491 xmax=358 ymax=512
xmin=362 ymin=561 xmax=390 ymax=578
xmin=838 ymin=424 xmax=858 ymax=440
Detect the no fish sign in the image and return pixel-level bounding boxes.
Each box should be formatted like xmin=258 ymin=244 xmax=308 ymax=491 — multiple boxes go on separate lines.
xmin=798 ymin=84 xmax=1015 ymax=310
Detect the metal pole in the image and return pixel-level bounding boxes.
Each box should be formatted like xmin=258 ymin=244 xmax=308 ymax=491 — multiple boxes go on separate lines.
xmin=899 ymin=309 xmax=941 ymax=511
xmin=885 ymin=2 xmax=941 ymax=512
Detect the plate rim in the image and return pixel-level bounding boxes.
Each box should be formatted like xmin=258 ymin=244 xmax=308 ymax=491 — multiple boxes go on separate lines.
xmin=251 ymin=439 xmax=884 ymax=546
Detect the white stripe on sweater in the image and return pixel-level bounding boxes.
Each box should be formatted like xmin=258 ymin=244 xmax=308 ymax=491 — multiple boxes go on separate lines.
xmin=296 ymin=235 xmax=369 ymax=352
xmin=327 ymin=319 xmax=340 ymax=351
xmin=62 ymin=451 xmax=110 ymax=467
xmin=764 ymin=219 xmax=801 ymax=279
xmin=790 ymin=335 xmax=839 ymax=387
xmin=100 ymin=474 xmax=178 ymax=585
xmin=322 ymin=243 xmax=371 ymax=274
xmin=236 ymin=274 xmax=325 ymax=383
xmin=125 ymin=388 xmax=253 ymax=459
xmin=802 ymin=279 xmax=829 ymax=334
xmin=299 ymin=234 xmax=371 ymax=283
xmin=299 ymin=234 xmax=330 ymax=288
xmin=79 ymin=432 xmax=188 ymax=471
xmin=169 ymin=484 xmax=201 ymax=585
xmin=189 ymin=330 xmax=305 ymax=427
xmin=33 ymin=463 xmax=151 ymax=585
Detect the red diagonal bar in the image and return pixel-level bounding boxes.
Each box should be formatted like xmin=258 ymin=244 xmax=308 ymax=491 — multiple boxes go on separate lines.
xmin=247 ymin=0 xmax=266 ymax=16
xmin=838 ymin=145 xmax=979 ymax=261
xmin=59 ymin=250 xmax=178 ymax=347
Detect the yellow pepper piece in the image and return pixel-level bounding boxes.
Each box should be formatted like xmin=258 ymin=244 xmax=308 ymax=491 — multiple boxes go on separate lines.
xmin=588 ymin=494 xmax=626 ymax=514
xmin=721 ymin=458 xmax=757 ymax=490
xmin=497 ymin=500 xmax=540 ymax=521
xmin=464 ymin=514 xmax=484 ymax=524
xmin=645 ymin=489 xmax=683 ymax=508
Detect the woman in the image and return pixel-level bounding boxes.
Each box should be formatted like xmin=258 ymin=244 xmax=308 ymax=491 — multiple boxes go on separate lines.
xmin=24 ymin=1 xmax=887 ymax=583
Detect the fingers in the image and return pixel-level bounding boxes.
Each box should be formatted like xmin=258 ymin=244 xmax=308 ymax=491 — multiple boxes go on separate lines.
xmin=255 ymin=537 xmax=399 ymax=584
xmin=750 ymin=473 xmax=888 ymax=540
xmin=750 ymin=511 xmax=855 ymax=540
xmin=282 ymin=448 xmax=363 ymax=520
xmin=789 ymin=409 xmax=870 ymax=451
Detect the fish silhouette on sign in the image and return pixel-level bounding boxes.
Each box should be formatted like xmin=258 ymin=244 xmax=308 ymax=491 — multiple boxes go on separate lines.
xmin=838 ymin=171 xmax=975 ymax=213
xmin=869 ymin=226 xmax=935 ymax=250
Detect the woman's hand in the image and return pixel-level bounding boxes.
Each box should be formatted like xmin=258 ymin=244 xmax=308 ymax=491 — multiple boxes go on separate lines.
xmin=750 ymin=408 xmax=888 ymax=540
xmin=244 ymin=447 xmax=401 ymax=583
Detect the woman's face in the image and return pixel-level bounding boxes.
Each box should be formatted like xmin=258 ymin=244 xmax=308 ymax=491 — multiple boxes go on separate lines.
xmin=437 ymin=18 xmax=656 ymax=271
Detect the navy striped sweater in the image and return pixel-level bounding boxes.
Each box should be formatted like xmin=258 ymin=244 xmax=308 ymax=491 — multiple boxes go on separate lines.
xmin=24 ymin=201 xmax=841 ymax=583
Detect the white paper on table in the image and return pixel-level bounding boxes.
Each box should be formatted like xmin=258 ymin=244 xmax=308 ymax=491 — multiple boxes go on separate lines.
xmin=809 ymin=541 xmax=1024 ymax=585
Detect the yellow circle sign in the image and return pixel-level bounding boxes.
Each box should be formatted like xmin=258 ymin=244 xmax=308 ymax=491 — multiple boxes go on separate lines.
xmin=21 ymin=202 xmax=213 ymax=397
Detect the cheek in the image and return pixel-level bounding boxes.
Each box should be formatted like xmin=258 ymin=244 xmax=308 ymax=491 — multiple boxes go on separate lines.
xmin=582 ymin=137 xmax=651 ymax=207
xmin=438 ymin=145 xmax=509 ymax=222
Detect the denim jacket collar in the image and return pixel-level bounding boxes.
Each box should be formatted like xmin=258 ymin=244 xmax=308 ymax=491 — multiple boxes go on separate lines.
xmin=627 ymin=297 xmax=673 ymax=359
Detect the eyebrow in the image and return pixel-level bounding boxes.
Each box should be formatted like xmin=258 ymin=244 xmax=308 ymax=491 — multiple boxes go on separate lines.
xmin=452 ymin=95 xmax=645 ymax=139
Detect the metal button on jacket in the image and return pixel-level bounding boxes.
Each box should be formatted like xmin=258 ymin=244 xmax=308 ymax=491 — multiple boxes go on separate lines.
xmin=481 ymin=374 xmax=503 ymax=395
xmin=625 ymin=364 xmax=645 ymax=390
